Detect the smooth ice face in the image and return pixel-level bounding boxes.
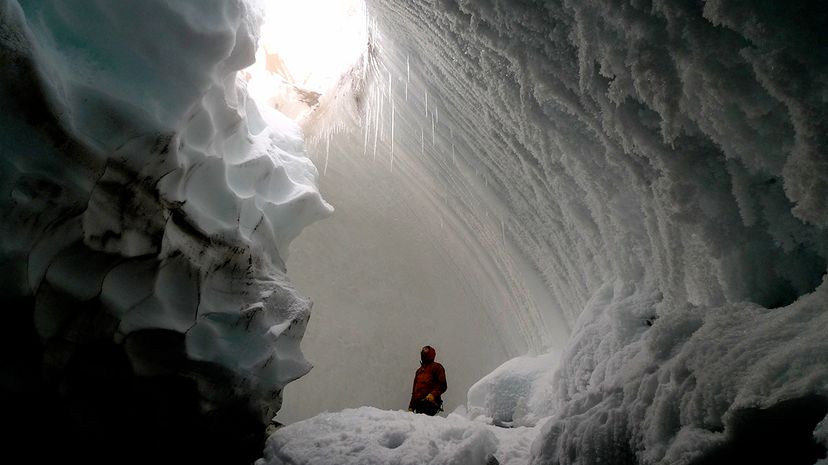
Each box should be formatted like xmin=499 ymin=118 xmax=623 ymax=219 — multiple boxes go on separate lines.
xmin=1 ymin=0 xmax=330 ymax=459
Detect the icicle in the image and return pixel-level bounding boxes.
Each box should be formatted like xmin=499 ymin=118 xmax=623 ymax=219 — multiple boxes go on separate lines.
xmin=379 ymin=91 xmax=385 ymax=142
xmin=407 ymin=54 xmax=410 ymax=83
xmin=435 ymin=107 xmax=439 ymax=125
xmin=363 ymin=91 xmax=372 ymax=157
xmin=373 ymin=124 xmax=379 ymax=161
xmin=373 ymin=88 xmax=380 ymax=161
xmin=391 ymin=101 xmax=395 ymax=159
xmin=363 ymin=118 xmax=370 ymax=157
xmin=362 ymin=54 xmax=367 ymax=81
xmin=362 ymin=15 xmax=369 ymax=82
xmin=323 ymin=134 xmax=330 ymax=176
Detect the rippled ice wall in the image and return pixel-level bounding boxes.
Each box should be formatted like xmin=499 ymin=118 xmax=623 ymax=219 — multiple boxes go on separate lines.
xmin=0 ymin=0 xmax=330 ymax=462
xmin=350 ymin=1 xmax=828 ymax=463
xmin=364 ymin=0 xmax=828 ymax=326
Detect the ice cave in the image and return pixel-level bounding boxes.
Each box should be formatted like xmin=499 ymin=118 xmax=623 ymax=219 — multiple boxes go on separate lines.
xmin=1 ymin=0 xmax=827 ymax=464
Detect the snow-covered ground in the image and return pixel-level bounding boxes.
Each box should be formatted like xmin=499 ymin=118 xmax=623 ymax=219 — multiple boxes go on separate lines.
xmin=260 ymin=407 xmax=539 ymax=465
xmin=264 ymin=350 xmax=558 ymax=464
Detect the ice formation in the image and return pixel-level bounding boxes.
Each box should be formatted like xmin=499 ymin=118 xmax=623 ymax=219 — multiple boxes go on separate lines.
xmin=273 ymin=0 xmax=828 ymax=464
xmin=0 ymin=0 xmax=330 ymax=462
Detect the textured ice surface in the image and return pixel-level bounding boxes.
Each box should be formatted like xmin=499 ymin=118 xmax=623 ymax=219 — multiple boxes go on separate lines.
xmin=363 ymin=0 xmax=828 ymax=327
xmin=0 ymin=0 xmax=330 ymax=457
xmin=531 ymin=279 xmax=828 ymax=464
xmin=291 ymin=0 xmax=828 ymax=463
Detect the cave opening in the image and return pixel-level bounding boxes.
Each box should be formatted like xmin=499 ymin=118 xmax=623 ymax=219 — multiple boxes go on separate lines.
xmin=244 ymin=0 xmax=367 ymax=120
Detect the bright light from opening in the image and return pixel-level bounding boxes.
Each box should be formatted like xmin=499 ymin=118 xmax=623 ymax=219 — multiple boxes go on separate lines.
xmin=245 ymin=0 xmax=367 ymax=119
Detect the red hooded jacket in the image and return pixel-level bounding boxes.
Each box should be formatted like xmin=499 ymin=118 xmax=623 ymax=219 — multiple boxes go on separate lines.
xmin=409 ymin=346 xmax=447 ymax=410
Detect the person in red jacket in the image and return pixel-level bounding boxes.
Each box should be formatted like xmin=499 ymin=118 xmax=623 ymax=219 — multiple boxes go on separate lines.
xmin=408 ymin=345 xmax=447 ymax=415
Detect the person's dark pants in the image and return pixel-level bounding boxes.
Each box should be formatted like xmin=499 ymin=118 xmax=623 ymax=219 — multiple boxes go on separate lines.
xmin=412 ymin=399 xmax=441 ymax=416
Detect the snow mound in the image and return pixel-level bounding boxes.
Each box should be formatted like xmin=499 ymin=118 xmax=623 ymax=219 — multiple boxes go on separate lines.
xmin=467 ymin=351 xmax=560 ymax=428
xmin=259 ymin=407 xmax=540 ymax=465
xmin=530 ymin=279 xmax=828 ymax=465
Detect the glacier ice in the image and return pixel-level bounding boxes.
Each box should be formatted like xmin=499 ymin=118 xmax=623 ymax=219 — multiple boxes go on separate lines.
xmin=0 ymin=0 xmax=330 ymax=462
xmin=275 ymin=0 xmax=828 ymax=463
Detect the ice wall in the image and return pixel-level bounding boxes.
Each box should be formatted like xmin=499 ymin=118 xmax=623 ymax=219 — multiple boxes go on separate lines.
xmin=349 ymin=0 xmax=828 ymax=463
xmin=276 ymin=43 xmax=567 ymax=422
xmin=365 ymin=0 xmax=828 ymax=325
xmin=277 ymin=124 xmax=521 ymax=423
xmin=0 ymin=0 xmax=330 ymax=463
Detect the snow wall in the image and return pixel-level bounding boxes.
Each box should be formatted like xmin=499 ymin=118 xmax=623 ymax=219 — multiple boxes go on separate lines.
xmin=0 ymin=1 xmax=331 ymax=463
xmin=285 ymin=0 xmax=828 ymax=463
xmin=345 ymin=1 xmax=827 ymax=464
